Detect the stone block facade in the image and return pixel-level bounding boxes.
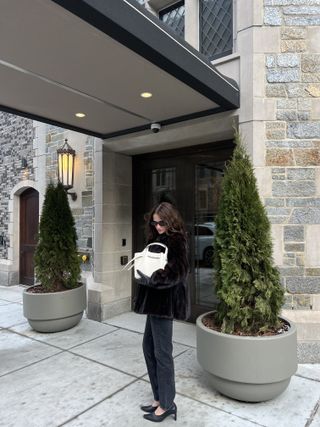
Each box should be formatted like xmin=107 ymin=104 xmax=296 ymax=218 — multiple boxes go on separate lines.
xmin=0 ymin=113 xmax=34 ymax=259
xmin=263 ymin=0 xmax=320 ymax=309
xmin=44 ymin=125 xmax=94 ymax=255
xmin=0 ymin=115 xmax=94 ymax=285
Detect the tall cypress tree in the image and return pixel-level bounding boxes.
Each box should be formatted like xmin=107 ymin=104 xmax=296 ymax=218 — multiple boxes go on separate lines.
xmin=214 ymin=132 xmax=284 ymax=334
xmin=34 ymin=182 xmax=80 ymax=291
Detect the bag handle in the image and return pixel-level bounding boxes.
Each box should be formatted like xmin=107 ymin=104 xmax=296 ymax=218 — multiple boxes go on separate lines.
xmin=121 ymin=243 xmax=168 ymax=272
xmin=121 ymin=253 xmax=143 ymax=271
xmin=146 ymin=243 xmax=168 ymax=255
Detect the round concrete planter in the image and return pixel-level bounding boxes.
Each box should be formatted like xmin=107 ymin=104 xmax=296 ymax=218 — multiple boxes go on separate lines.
xmin=23 ymin=283 xmax=87 ymax=333
xmin=196 ymin=312 xmax=297 ymax=402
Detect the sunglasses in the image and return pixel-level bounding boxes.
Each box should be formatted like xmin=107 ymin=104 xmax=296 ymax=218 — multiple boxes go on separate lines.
xmin=150 ymin=220 xmax=167 ymax=227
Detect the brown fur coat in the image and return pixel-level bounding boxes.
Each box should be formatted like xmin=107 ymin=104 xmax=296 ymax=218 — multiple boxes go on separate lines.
xmin=133 ymin=232 xmax=190 ymax=320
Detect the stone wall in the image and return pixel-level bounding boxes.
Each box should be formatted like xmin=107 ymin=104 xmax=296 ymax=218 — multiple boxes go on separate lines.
xmin=0 ymin=116 xmax=94 ymax=281
xmin=44 ymin=125 xmax=94 ymax=257
xmin=0 ymin=113 xmax=34 ymax=259
xmin=264 ymin=0 xmax=320 ymax=309
xmin=88 ymin=145 xmax=132 ymax=321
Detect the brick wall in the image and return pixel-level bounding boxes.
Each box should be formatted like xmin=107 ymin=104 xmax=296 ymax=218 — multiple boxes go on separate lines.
xmin=264 ymin=0 xmax=320 ymax=309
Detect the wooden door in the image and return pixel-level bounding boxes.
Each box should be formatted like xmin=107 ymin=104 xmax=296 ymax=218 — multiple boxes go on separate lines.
xmin=20 ymin=188 xmax=39 ymax=285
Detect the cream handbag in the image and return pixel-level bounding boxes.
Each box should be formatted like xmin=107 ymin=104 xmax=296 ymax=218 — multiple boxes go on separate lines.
xmin=122 ymin=243 xmax=168 ymax=279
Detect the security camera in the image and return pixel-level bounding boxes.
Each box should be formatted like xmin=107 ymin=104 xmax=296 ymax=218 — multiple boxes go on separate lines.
xmin=151 ymin=123 xmax=161 ymax=133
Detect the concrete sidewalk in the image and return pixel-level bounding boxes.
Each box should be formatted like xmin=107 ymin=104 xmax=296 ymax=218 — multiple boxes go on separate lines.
xmin=0 ymin=285 xmax=319 ymax=427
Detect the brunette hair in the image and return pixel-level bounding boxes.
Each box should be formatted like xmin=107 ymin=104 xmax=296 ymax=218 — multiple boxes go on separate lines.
xmin=145 ymin=202 xmax=187 ymax=241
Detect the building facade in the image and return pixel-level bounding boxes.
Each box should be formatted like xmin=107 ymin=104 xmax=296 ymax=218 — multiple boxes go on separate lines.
xmin=0 ymin=0 xmax=319 ymax=359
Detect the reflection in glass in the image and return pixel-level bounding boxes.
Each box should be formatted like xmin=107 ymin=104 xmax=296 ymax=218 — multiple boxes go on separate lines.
xmin=194 ymin=163 xmax=224 ymax=307
xmin=151 ymin=168 xmax=176 ymax=206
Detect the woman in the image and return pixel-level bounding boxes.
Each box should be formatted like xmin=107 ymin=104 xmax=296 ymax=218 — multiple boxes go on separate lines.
xmin=134 ymin=202 xmax=189 ymax=423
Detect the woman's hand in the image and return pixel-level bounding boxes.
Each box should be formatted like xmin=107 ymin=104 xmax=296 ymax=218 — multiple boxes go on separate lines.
xmin=137 ymin=270 xmax=151 ymax=285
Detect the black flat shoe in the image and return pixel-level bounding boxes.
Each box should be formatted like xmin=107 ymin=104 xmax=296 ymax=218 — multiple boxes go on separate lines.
xmin=143 ymin=403 xmax=177 ymax=422
xmin=140 ymin=404 xmax=159 ymax=413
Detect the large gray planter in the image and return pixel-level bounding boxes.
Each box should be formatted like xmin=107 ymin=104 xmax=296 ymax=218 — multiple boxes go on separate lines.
xmin=23 ymin=283 xmax=87 ymax=333
xmin=196 ymin=312 xmax=297 ymax=402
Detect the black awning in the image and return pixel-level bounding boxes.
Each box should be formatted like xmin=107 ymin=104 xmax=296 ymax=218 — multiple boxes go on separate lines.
xmin=0 ymin=0 xmax=239 ymax=138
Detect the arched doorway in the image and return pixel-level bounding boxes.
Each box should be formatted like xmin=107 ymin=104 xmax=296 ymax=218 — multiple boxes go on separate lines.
xmin=20 ymin=188 xmax=39 ymax=285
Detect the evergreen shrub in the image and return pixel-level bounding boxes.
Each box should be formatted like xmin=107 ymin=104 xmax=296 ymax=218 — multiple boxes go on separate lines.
xmin=213 ymin=132 xmax=284 ymax=335
xmin=34 ymin=182 xmax=81 ymax=292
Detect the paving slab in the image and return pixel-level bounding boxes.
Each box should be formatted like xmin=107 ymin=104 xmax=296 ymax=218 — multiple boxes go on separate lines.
xmin=0 ymin=352 xmax=134 ymax=427
xmin=0 ymin=285 xmax=23 ymax=303
xmin=104 ymin=311 xmax=196 ymax=347
xmin=11 ymin=318 xmax=117 ymax=350
xmin=0 ymin=329 xmax=60 ymax=376
xmin=297 ymin=364 xmax=320 ymax=382
xmin=173 ymin=320 xmax=196 ymax=347
xmin=1 ymin=303 xmax=320 ymax=427
xmin=71 ymin=328 xmax=188 ymax=377
xmin=64 ymin=379 xmax=258 ymax=427
xmin=173 ymin=348 xmax=320 ymax=427
xmin=0 ymin=302 xmax=27 ymax=328
xmin=103 ymin=311 xmax=146 ymax=333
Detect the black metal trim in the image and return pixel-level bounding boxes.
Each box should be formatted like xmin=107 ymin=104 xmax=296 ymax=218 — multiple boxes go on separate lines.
xmin=0 ymin=103 xmax=229 ymax=140
xmin=133 ymin=138 xmax=235 ymax=160
xmin=0 ymin=103 xmax=230 ymax=140
xmin=100 ymin=106 xmax=225 ymax=139
xmin=51 ymin=0 xmax=239 ymax=110
xmin=0 ymin=104 xmax=104 ymax=138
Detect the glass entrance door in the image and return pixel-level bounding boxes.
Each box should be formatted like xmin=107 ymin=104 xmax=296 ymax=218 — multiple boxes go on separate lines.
xmin=132 ymin=142 xmax=234 ymax=321
xmin=194 ymin=163 xmax=224 ymax=308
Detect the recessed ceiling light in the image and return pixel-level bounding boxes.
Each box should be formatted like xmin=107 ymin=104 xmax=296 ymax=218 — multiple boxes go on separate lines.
xmin=140 ymin=92 xmax=152 ymax=98
xmin=75 ymin=112 xmax=86 ymax=118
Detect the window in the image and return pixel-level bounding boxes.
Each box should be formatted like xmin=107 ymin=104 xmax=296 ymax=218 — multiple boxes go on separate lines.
xmin=200 ymin=0 xmax=233 ymax=60
xmin=195 ymin=225 xmax=214 ymax=236
xmin=159 ymin=1 xmax=185 ymax=39
xmin=151 ymin=168 xmax=176 ymax=206
xmin=198 ymin=190 xmax=208 ymax=210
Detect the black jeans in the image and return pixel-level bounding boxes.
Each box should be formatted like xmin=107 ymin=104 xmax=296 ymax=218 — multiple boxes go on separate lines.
xmin=143 ymin=314 xmax=175 ymax=409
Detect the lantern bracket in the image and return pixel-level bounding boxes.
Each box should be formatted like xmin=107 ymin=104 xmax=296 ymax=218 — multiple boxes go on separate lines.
xmin=67 ymin=191 xmax=77 ymax=201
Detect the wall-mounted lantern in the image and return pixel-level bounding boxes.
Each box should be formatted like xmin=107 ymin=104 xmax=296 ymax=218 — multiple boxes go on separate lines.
xmin=21 ymin=158 xmax=28 ymax=168
xmin=57 ymin=139 xmax=77 ymax=201
xmin=20 ymin=157 xmax=30 ymax=180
